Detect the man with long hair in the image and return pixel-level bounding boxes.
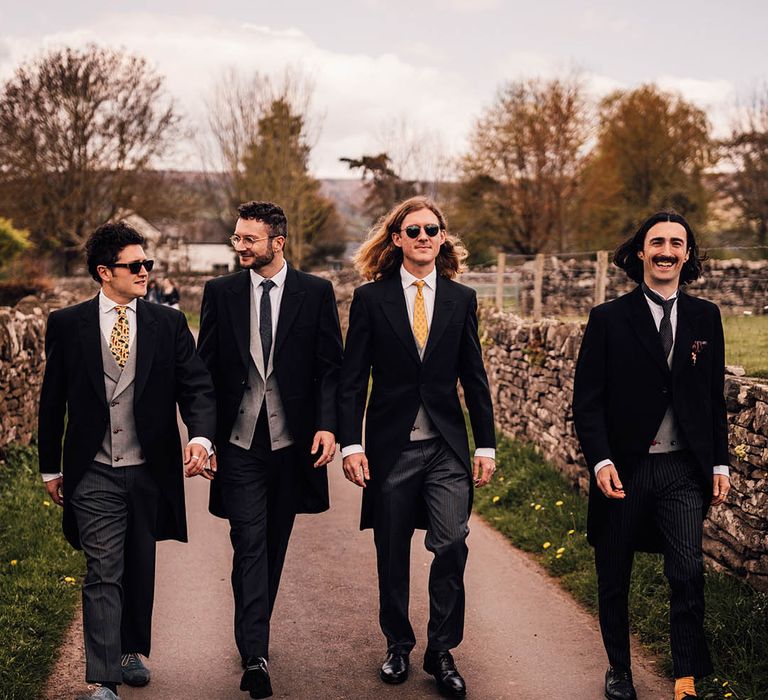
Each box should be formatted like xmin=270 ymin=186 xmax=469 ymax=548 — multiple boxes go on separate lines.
xmin=339 ymin=196 xmax=495 ymax=698
xmin=197 ymin=201 xmax=342 ymax=699
xmin=572 ymin=211 xmax=730 ymax=700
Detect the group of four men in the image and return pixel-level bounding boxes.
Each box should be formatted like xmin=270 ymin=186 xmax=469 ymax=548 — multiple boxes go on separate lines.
xmin=38 ymin=197 xmax=729 ymax=700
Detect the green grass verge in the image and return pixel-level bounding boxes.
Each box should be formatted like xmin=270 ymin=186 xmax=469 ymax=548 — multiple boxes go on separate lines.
xmin=183 ymin=310 xmax=200 ymax=330
xmin=473 ymin=434 xmax=768 ymax=700
xmin=0 ymin=444 xmax=85 ymax=700
xmin=722 ymin=315 xmax=768 ymax=378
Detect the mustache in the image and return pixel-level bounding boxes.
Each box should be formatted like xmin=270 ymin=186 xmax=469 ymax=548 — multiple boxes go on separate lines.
xmin=652 ymin=255 xmax=680 ymax=264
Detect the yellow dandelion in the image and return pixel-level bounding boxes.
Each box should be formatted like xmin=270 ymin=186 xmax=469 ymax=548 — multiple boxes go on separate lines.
xmin=492 ymin=495 xmax=501 ymax=504
xmin=722 ymin=681 xmax=729 ymax=687
xmin=542 ymin=542 xmax=551 ymax=549
xmin=724 ymin=694 xmax=732 ymax=698
xmin=556 ymin=547 xmax=565 ymax=554
xmin=567 ymin=529 xmax=575 ymax=535
xmin=555 ymin=553 xmax=563 ymax=559
xmin=10 ymin=559 xmax=18 ymax=566
xmin=43 ymin=500 xmax=51 ymax=507
xmin=555 ymin=500 xmax=564 ymax=507
xmin=64 ymin=576 xmax=76 ymax=584
xmin=534 ymin=504 xmax=542 ymax=511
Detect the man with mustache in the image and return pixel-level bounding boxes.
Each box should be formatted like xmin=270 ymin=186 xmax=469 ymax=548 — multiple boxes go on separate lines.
xmin=572 ymin=211 xmax=731 ymax=700
xmin=38 ymin=222 xmax=216 ymax=699
xmin=197 ymin=201 xmax=342 ymax=699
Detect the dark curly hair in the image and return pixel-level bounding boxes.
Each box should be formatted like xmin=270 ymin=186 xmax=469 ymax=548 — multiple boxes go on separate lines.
xmin=85 ymin=222 xmax=146 ymax=283
xmin=237 ymin=201 xmax=288 ymax=238
xmin=613 ymin=210 xmax=706 ymax=286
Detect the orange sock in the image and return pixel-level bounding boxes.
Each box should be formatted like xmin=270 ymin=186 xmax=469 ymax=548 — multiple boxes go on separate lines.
xmin=674 ymin=676 xmax=696 ymax=699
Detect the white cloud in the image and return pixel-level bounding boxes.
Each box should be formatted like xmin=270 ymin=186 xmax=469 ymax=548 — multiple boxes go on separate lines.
xmin=0 ymin=13 xmax=480 ymax=177
xmin=657 ymin=75 xmax=736 ymax=136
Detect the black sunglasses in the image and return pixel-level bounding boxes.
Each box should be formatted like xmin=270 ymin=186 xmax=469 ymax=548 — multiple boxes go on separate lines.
xmin=401 ymin=224 xmax=441 ymax=238
xmin=110 ymin=259 xmax=154 ymax=274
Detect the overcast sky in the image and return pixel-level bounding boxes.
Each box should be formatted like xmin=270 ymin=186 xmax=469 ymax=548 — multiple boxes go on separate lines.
xmin=1 ymin=1 xmax=766 ymax=177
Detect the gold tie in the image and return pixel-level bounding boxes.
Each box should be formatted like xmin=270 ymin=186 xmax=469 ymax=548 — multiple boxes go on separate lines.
xmin=109 ymin=305 xmax=130 ymax=368
xmin=413 ymin=280 xmax=429 ymax=349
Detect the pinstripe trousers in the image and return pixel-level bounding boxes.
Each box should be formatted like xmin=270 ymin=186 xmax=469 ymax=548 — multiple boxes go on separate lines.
xmin=373 ymin=437 xmax=471 ymax=654
xmin=70 ymin=462 xmax=160 ymax=684
xmin=594 ymin=451 xmax=713 ymax=678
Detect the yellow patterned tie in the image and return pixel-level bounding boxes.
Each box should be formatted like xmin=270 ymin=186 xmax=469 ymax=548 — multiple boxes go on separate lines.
xmin=413 ymin=280 xmax=429 ymax=349
xmin=109 ymin=305 xmax=130 ymax=368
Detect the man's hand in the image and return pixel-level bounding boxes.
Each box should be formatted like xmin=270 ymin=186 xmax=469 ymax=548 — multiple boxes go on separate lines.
xmin=183 ymin=442 xmax=210 ymax=478
xmin=711 ymin=474 xmax=730 ymax=506
xmin=596 ymin=464 xmax=625 ymax=499
xmin=473 ymin=456 xmax=496 ymax=488
xmin=342 ymin=453 xmax=369 ymax=488
xmin=311 ymin=431 xmax=336 ymax=468
xmin=45 ymin=476 xmax=64 ymax=506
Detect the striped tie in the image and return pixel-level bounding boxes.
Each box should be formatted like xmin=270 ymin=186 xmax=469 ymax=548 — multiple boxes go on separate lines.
xmin=413 ymin=280 xmax=429 ymax=349
xmin=109 ymin=305 xmax=130 ymax=368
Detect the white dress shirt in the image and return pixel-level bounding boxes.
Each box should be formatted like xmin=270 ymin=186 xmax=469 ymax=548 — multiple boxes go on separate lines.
xmin=342 ymin=264 xmax=495 ymax=461
xmin=593 ymin=286 xmax=729 ymax=478
xmin=250 ymin=260 xmax=288 ymax=337
xmin=42 ymin=290 xmax=212 ymax=482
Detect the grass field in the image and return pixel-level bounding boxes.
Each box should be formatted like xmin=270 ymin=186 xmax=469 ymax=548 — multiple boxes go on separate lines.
xmin=0 ymin=445 xmax=85 ymax=700
xmin=722 ymin=315 xmax=768 ymax=377
xmin=472 ymin=433 xmax=768 ymax=700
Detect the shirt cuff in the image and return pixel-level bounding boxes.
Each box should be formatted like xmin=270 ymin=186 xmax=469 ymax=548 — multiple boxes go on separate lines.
xmin=341 ymin=444 xmax=364 ymax=459
xmin=41 ymin=472 xmax=63 ymax=482
xmin=594 ymin=459 xmax=613 ymax=476
xmin=189 ymin=437 xmax=214 ymax=456
xmin=474 ymin=448 xmax=496 ymax=460
xmin=713 ymin=465 xmax=730 ymax=477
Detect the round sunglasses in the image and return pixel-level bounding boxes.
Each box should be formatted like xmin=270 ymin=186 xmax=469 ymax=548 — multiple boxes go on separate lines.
xmin=399 ymin=224 xmax=442 ymax=238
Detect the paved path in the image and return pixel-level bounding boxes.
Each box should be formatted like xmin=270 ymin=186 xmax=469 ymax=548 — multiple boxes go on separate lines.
xmin=47 ymin=458 xmax=673 ymax=699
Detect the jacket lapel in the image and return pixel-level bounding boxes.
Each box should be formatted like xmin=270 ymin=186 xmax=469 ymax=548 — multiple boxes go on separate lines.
xmin=134 ymin=299 xmax=157 ymax=401
xmin=274 ymin=266 xmax=306 ymax=357
xmin=226 ymin=271 xmax=252 ymax=370
xmin=422 ymin=275 xmax=457 ymax=365
xmin=671 ymin=291 xmax=697 ymax=377
xmin=627 ymin=286 xmax=670 ymax=375
xmin=79 ymin=296 xmax=107 ymax=407
xmin=380 ymin=274 xmax=421 ymax=366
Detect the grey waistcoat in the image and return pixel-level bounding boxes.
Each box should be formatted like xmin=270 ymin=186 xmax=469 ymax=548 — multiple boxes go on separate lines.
xmin=410 ymin=325 xmax=439 ymax=442
xmin=649 ymin=337 xmax=687 ymax=454
xmin=229 ymin=288 xmax=293 ymax=451
xmin=94 ymin=333 xmax=146 ymax=467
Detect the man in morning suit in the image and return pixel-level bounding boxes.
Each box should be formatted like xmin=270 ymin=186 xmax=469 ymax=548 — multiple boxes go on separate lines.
xmin=197 ymin=201 xmax=343 ymax=699
xmin=338 ymin=196 xmax=496 ymax=698
xmin=38 ymin=222 xmax=216 ymax=700
xmin=572 ymin=211 xmax=731 ymax=700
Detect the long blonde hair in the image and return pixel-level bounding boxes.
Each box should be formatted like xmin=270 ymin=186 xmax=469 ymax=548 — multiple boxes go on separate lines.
xmin=354 ymin=196 xmax=468 ymax=281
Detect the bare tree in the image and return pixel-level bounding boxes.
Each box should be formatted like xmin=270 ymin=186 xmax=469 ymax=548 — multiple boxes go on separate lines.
xmin=0 ymin=44 xmax=180 ymax=272
xmin=722 ymin=85 xmax=768 ymax=246
xmin=456 ymin=75 xmax=590 ymax=256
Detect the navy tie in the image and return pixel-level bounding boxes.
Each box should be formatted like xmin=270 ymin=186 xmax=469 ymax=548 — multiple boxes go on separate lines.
xmin=642 ymin=283 xmax=675 ymax=360
xmin=260 ymin=279 xmax=275 ymax=370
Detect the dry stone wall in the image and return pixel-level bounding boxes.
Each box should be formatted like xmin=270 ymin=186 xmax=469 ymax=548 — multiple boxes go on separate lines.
xmin=479 ymin=305 xmax=768 ymax=591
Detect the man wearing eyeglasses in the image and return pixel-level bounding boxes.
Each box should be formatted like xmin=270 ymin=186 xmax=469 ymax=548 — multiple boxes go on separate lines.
xmin=197 ymin=201 xmax=342 ymax=699
xmin=38 ymin=221 xmax=216 ymax=700
xmin=339 ymin=196 xmax=495 ymax=698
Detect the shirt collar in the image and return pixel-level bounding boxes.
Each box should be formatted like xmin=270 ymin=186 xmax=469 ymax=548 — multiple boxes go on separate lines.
xmin=400 ymin=265 xmax=437 ymax=291
xmin=250 ymin=260 xmax=288 ymax=290
xmin=645 ymin=285 xmax=678 ymax=302
xmin=99 ymin=289 xmax=138 ymax=313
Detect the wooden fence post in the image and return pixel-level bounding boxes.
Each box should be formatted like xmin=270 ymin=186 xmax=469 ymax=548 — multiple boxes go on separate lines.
xmin=533 ymin=253 xmax=545 ymax=321
xmin=595 ymin=250 xmax=608 ymax=306
xmin=495 ymin=252 xmax=506 ymax=309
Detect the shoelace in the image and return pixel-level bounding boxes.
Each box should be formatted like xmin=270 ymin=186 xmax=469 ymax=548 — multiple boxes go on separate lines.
xmin=121 ymin=653 xmax=140 ymax=667
xmin=246 ymin=657 xmax=268 ymax=672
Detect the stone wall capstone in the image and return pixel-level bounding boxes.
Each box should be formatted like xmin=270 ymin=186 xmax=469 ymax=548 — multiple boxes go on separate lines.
xmin=479 ymin=304 xmax=768 ymax=592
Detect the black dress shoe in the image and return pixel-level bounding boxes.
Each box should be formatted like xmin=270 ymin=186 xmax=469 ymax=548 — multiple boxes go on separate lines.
xmin=241 ymin=657 xmax=273 ymax=699
xmin=604 ymin=667 xmax=637 ymax=700
xmin=380 ymin=652 xmax=409 ymax=684
xmin=423 ymin=650 xmax=466 ymax=698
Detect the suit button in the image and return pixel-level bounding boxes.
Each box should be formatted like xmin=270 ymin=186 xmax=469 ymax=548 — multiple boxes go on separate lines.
xmin=266 ymin=388 xmax=272 ymax=392
xmin=661 ymin=387 xmax=669 ymax=395
xmin=239 ymin=409 xmax=244 ymax=414
xmin=114 ymin=456 xmax=121 ymax=462
xmin=111 ymin=401 xmax=119 ymax=407
xmin=113 ymin=428 xmax=121 ymax=434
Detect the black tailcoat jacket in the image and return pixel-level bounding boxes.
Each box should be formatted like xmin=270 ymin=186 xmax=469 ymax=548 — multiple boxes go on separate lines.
xmin=338 ymin=273 xmax=496 ymax=530
xmin=572 ymin=286 xmax=730 ymax=550
xmin=197 ymin=266 xmax=343 ymax=517
xmin=37 ymin=296 xmax=217 ymax=548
